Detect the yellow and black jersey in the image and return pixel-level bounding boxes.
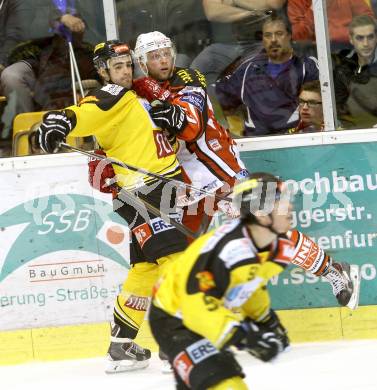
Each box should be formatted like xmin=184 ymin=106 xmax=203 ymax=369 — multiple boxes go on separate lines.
xmin=153 ymin=219 xmax=292 ymax=349
xmin=65 ymin=84 xmax=180 ymax=189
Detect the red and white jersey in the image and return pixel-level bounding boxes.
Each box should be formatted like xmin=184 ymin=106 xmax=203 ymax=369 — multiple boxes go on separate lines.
xmin=165 ymin=67 xmax=247 ymax=203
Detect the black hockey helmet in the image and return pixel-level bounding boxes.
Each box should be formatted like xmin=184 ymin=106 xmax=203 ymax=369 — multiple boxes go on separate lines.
xmin=232 ymin=172 xmax=283 ymax=223
xmin=93 ymin=40 xmax=132 ymax=70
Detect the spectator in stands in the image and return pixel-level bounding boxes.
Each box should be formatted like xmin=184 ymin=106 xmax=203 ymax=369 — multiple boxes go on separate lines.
xmin=287 ymin=0 xmax=374 ymax=51
xmin=49 ymin=0 xmax=106 ymax=45
xmin=371 ymin=0 xmax=377 ymax=16
xmin=0 ymin=0 xmax=28 ymax=141
xmin=288 ymin=80 xmax=324 ymax=133
xmin=0 ymin=10 xmax=97 ymax=139
xmin=0 ymin=0 xmax=27 ymax=75
xmin=216 ymin=13 xmax=319 ymax=136
xmin=334 ymin=14 xmax=377 ymax=129
xmin=191 ymin=0 xmax=287 ymax=86
xmin=115 ymin=0 xmax=210 ymax=68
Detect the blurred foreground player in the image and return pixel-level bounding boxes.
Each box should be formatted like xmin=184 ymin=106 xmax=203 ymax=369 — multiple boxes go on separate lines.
xmin=149 ymin=172 xmax=360 ymax=389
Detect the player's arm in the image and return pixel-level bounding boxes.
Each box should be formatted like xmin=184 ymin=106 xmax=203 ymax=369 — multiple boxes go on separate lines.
xmin=133 ymin=70 xmax=209 ymax=142
xmin=288 ymin=229 xmax=331 ymax=276
xmin=36 ymin=87 xmax=128 ymax=153
xmin=166 ymin=89 xmax=208 ymax=142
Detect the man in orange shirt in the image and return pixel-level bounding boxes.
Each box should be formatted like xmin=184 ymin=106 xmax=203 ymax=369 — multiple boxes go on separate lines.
xmin=287 ymin=0 xmax=373 ymax=49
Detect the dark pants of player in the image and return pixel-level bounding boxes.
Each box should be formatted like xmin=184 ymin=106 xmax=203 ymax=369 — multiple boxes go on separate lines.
xmin=113 ymin=177 xmax=188 ymax=265
xmin=149 ymin=304 xmax=244 ymax=390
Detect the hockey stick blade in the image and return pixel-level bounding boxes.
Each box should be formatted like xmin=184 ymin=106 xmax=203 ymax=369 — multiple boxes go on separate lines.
xmin=347 ymin=265 xmax=361 ymax=310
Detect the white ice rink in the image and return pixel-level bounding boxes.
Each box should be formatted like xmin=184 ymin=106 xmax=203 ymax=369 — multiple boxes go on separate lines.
xmin=2 ymin=340 xmax=376 ymax=390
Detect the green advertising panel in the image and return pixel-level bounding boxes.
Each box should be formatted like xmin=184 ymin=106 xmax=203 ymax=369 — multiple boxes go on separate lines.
xmin=240 ymin=142 xmax=377 ymax=310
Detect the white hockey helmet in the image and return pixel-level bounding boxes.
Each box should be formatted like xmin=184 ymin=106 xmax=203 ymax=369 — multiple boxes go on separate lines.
xmin=134 ymin=31 xmax=176 ymax=71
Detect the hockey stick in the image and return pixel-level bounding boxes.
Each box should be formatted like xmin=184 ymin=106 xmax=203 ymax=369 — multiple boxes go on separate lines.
xmin=116 ymin=186 xmax=208 ymax=239
xmin=59 ymin=142 xmax=232 ymax=203
xmin=57 ymin=143 xmax=209 ymax=238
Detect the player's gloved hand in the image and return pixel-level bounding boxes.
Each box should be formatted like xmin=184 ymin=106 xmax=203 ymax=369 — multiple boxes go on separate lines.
xmin=149 ymin=100 xmax=187 ymax=135
xmin=236 ymin=319 xmax=285 ymax=362
xmin=37 ymin=111 xmax=72 ymax=153
xmin=132 ymin=77 xmax=171 ymax=102
xmin=88 ymin=150 xmax=116 ymax=194
xmin=259 ymin=309 xmax=290 ymax=350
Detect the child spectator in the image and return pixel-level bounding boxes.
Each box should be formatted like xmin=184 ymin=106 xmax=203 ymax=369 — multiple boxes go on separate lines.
xmin=288 ymin=80 xmax=324 ymax=133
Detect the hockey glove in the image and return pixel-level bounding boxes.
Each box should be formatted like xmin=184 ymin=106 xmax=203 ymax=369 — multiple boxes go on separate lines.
xmin=88 ymin=150 xmax=116 ymax=194
xmin=133 ymin=77 xmax=172 ymax=102
xmin=259 ymin=309 xmax=290 ymax=350
xmin=237 ymin=319 xmax=285 ymax=362
xmin=149 ymin=101 xmax=188 ymax=135
xmin=37 ymin=111 xmax=72 ymax=153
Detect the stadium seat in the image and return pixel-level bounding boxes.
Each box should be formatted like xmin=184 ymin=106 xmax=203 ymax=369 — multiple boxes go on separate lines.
xmin=12 ymin=111 xmax=83 ymax=157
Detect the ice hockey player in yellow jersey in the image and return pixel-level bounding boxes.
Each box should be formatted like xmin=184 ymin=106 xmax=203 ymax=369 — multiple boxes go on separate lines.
xmin=36 ymin=40 xmax=188 ymax=373
xmin=149 ymin=172 xmax=360 ymax=390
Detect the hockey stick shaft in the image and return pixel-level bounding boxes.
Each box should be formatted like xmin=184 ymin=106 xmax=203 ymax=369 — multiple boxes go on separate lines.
xmin=116 ymin=187 xmax=203 ymax=239
xmin=59 ymin=142 xmax=232 ymax=203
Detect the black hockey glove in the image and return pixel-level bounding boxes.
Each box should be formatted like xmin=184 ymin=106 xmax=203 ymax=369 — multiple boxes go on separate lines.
xmin=37 ymin=111 xmax=72 ymax=153
xmin=149 ymin=100 xmax=187 ymax=135
xmin=236 ymin=319 xmax=285 ymax=362
xmin=259 ymin=309 xmax=290 ymax=350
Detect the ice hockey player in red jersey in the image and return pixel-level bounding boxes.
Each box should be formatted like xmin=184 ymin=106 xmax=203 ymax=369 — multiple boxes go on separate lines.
xmin=132 ymin=31 xmax=248 ymax=235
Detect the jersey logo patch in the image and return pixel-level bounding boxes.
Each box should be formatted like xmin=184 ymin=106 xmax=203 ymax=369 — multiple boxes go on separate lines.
xmin=153 ymin=130 xmax=174 ymax=158
xmin=176 ymin=69 xmax=194 ymax=84
xmin=208 ymin=138 xmax=222 ymax=151
xmin=186 ymin=339 xmax=218 ymax=364
xmin=291 ymin=236 xmax=323 ymax=270
xmin=132 ymin=222 xmax=152 ymax=248
xmin=219 ymin=238 xmax=254 ymax=268
xmin=101 ymin=84 xmax=124 ymax=95
xmin=196 ymin=271 xmax=216 ymax=292
xmin=180 ymin=93 xmax=205 ymax=112
xmin=150 ymin=217 xmax=175 ymax=234
xmin=194 ymin=69 xmax=207 ymax=88
xmin=173 ymin=351 xmax=194 ymax=386
xmin=124 ymin=294 xmax=149 ymax=311
xmin=224 ymin=277 xmax=263 ymax=308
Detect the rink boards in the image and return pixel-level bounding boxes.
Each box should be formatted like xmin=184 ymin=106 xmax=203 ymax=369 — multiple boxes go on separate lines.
xmin=1 ymin=131 xmax=377 ymax=364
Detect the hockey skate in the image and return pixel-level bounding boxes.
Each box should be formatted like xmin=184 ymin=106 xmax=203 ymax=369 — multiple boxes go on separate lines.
xmin=325 ymin=262 xmax=360 ymax=310
xmin=105 ymin=338 xmax=151 ymax=373
xmin=159 ymin=350 xmax=173 ymax=374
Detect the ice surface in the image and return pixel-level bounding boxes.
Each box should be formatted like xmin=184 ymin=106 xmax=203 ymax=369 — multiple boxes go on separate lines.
xmin=1 ymin=340 xmax=376 ymax=390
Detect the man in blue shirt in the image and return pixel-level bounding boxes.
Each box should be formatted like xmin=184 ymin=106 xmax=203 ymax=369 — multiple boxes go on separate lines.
xmin=216 ymin=13 xmax=319 ymax=136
